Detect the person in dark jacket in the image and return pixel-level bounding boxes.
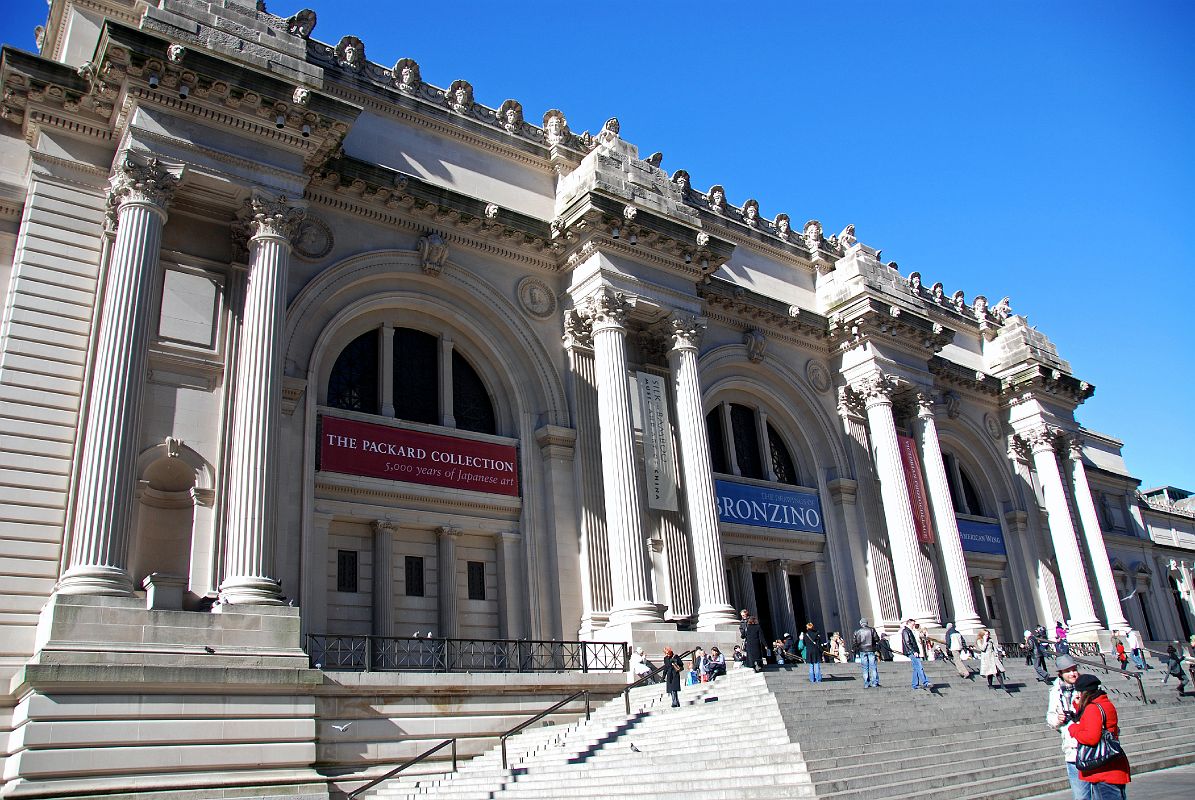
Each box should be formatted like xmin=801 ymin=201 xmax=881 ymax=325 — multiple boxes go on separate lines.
xmin=901 ymin=618 xmax=930 ymax=691
xmin=798 ymin=623 xmax=825 ymax=683
xmin=1163 ymin=645 xmax=1188 ymax=696
xmin=743 ymin=616 xmax=769 ymax=672
xmin=662 ymin=646 xmax=683 ymax=707
xmin=852 ymin=618 xmax=881 ymax=688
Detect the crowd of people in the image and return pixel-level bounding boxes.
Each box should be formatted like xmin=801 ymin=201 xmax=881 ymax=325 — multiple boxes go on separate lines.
xmin=633 ymin=613 xmax=1195 ymax=797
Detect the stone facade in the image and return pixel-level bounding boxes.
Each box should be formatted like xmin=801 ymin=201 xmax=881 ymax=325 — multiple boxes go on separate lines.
xmin=0 ymin=1 xmax=1192 ymax=797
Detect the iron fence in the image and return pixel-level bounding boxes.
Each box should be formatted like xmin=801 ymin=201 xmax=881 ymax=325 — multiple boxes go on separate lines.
xmin=305 ymin=634 xmax=628 ymax=673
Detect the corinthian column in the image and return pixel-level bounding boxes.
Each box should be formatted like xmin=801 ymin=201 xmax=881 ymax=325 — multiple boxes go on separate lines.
xmin=914 ymin=393 xmax=982 ymax=632
xmin=1026 ymin=426 xmax=1100 ymax=634
xmin=666 ymin=313 xmax=737 ymax=629
xmin=218 ymin=192 xmax=305 ymax=605
xmin=1066 ymin=438 xmax=1130 ymax=631
xmin=586 ymin=287 xmax=659 ymax=625
xmin=858 ymin=375 xmax=937 ymax=625
xmin=59 ymin=153 xmax=181 ymax=596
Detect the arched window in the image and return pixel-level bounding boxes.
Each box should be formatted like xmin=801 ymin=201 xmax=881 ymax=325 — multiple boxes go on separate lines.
xmin=325 ymin=326 xmax=496 ymax=435
xmin=768 ymin=422 xmax=798 ymax=486
xmin=944 ymin=452 xmax=987 ymax=517
xmin=328 ymin=330 xmax=378 ymax=414
xmin=705 ymin=402 xmax=800 ymax=486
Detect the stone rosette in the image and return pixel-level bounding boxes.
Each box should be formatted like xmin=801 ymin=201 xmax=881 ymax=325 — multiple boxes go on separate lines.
xmin=518 ymin=277 xmax=556 ymax=319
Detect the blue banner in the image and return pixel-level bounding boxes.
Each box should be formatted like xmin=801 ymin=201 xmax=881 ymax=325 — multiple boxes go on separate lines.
xmin=957 ymin=518 xmax=1006 ymax=555
xmin=714 ymin=479 xmax=824 ymax=534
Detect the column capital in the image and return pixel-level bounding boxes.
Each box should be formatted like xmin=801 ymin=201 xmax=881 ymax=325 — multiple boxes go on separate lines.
xmin=855 ymin=373 xmax=899 ymax=410
xmin=1065 ymin=435 xmax=1086 ymax=461
xmin=1024 ymin=424 xmax=1062 ymax=456
xmin=371 ymin=519 xmax=397 ymax=535
xmin=836 ymin=386 xmax=866 ymax=420
xmin=496 ymin=530 xmax=523 ymax=543
xmin=562 ymin=307 xmax=593 ymax=349
xmin=107 ymin=151 xmax=182 ymax=225
xmin=769 ymin=558 xmax=790 ymax=573
xmin=584 ymin=286 xmax=634 ymax=333
xmin=436 ymin=525 xmax=462 ymax=541
xmin=827 ymin=477 xmax=859 ymax=505
xmin=667 ymin=312 xmax=706 ymax=352
xmin=235 ymin=190 xmax=307 ymax=245
xmin=914 ymin=390 xmax=936 ymax=418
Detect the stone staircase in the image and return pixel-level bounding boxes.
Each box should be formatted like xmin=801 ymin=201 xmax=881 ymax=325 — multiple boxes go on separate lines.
xmin=369 ymin=656 xmax=1195 ymax=799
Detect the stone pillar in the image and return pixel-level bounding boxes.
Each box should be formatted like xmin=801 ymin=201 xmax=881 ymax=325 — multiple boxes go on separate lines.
xmin=1026 ymin=426 xmax=1101 ymax=634
xmin=812 ymin=559 xmax=837 ymax=633
xmin=59 ymin=153 xmax=180 ymax=596
xmin=732 ymin=555 xmax=757 ymax=617
xmin=380 ymin=323 xmax=395 ymax=417
xmin=720 ymin=403 xmax=739 ymax=476
xmin=437 ymin=525 xmax=461 ymax=638
xmin=666 ymin=313 xmax=737 ymax=629
xmin=496 ymin=531 xmax=525 ymax=639
xmin=219 ymin=192 xmax=305 ymax=605
xmin=825 ymin=478 xmax=864 ymax=631
xmin=914 ymin=394 xmax=982 ymax=633
xmin=768 ymin=559 xmax=797 ymax=637
xmin=858 ymin=375 xmax=937 ymax=625
xmin=756 ymin=409 xmax=777 ymax=482
xmin=439 ymin=335 xmax=455 ymax=427
xmin=1067 ymin=439 xmax=1130 ymax=631
xmin=372 ymin=521 xmax=395 ymax=637
xmin=585 ymin=288 xmax=659 ymax=625
xmin=562 ymin=311 xmax=612 ymax=636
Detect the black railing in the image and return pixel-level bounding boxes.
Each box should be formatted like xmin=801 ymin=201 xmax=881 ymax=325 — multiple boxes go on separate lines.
xmin=500 ymin=690 xmax=592 ymax=769
xmin=346 ymin=737 xmax=457 ymax=800
xmin=306 ymin=634 xmax=629 ymax=673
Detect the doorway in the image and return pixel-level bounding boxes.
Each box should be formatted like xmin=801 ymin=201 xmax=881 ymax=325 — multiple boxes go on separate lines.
xmin=789 ymin=574 xmax=808 ymax=631
xmin=752 ymin=572 xmax=775 ymax=640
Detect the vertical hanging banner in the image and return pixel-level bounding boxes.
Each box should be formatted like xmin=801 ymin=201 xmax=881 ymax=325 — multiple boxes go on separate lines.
xmin=897 ymin=433 xmax=935 ymax=544
xmin=637 ymin=371 xmax=678 ymax=511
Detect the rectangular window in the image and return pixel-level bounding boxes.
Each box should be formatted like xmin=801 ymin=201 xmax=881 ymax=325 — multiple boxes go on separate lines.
xmin=405 ymin=556 xmax=424 ymax=597
xmin=467 ymin=561 xmax=485 ymax=601
xmin=336 ymin=550 xmax=358 ymax=593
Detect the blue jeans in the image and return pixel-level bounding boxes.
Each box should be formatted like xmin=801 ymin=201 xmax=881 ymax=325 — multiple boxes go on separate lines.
xmin=808 ymin=660 xmax=822 ymax=682
xmin=859 ymin=651 xmax=879 ymax=687
xmin=909 ymin=654 xmax=928 ymax=688
xmin=1130 ymin=650 xmax=1146 ymax=670
xmin=1087 ymin=782 xmax=1126 ymax=800
xmin=1066 ymin=761 xmax=1093 ymax=800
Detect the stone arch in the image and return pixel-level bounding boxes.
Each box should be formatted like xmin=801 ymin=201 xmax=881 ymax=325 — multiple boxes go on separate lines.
xmin=698 ymin=344 xmax=849 ymax=482
xmin=128 ymin=438 xmax=215 ymax=594
xmin=935 ymin=414 xmax=1017 ymax=520
xmin=284 ymin=249 xmax=565 ymax=428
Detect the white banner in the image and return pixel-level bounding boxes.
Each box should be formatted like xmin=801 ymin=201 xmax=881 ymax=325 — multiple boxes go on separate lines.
xmin=637 ymin=371 xmax=678 ymax=512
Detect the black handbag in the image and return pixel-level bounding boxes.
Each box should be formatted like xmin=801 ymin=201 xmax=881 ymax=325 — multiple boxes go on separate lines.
xmin=1074 ymin=705 xmax=1125 ymax=771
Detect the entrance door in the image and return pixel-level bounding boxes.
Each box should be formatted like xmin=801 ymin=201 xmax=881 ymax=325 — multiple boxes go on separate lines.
xmin=752 ymin=572 xmax=775 ymax=640
xmin=789 ymin=574 xmax=808 ymax=631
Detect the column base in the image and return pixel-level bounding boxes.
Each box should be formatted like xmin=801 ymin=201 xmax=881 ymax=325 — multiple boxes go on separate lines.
xmin=1065 ymin=616 xmax=1104 ymax=639
xmin=951 ymin=615 xmax=985 ymax=635
xmin=218 ymin=576 xmax=284 ymax=606
xmin=56 ymin=565 xmax=134 ymax=597
xmin=695 ymin=603 xmax=740 ymax=630
xmin=608 ymin=601 xmax=664 ymax=627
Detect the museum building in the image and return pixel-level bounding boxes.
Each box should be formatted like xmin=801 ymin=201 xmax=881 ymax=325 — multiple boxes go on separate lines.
xmin=0 ymin=0 xmax=1193 ymax=797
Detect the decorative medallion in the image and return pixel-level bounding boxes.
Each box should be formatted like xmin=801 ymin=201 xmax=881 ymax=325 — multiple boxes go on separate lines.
xmin=291 ymin=215 xmax=333 ymax=261
xmin=518 ymin=277 xmax=556 ymax=319
xmin=984 ymin=413 xmax=1003 ymax=441
xmin=805 ymin=360 xmax=832 ymax=394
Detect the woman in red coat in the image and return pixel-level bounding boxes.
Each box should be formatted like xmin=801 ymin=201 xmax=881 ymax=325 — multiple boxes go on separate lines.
xmin=1067 ymin=674 xmax=1131 ymax=798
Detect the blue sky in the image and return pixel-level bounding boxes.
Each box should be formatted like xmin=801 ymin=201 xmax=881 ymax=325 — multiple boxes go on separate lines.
xmin=3 ymin=1 xmax=1192 ymax=489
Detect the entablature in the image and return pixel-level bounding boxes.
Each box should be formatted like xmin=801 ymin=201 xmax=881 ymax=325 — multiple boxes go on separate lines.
xmin=828 ymin=295 xmax=954 ymax=356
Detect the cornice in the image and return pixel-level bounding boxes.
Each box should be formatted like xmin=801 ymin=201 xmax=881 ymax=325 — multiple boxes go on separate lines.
xmin=999 ymin=364 xmax=1094 ymax=409
xmin=928 ymin=355 xmax=1001 ymax=398
xmin=315 ymin=473 xmax=522 ymax=518
xmin=828 ymin=296 xmax=954 ymax=356
xmin=698 ymin=277 xmax=833 ymax=356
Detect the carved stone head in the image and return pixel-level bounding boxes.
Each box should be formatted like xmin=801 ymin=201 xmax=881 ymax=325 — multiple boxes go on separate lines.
xmin=708 ymin=185 xmax=726 ymax=213
xmin=803 ymin=219 xmax=822 ymax=250
xmin=392 ymin=58 xmax=420 ymax=91
xmin=335 ymin=36 xmax=365 ymax=68
xmin=908 ymin=272 xmax=922 ymax=293
xmin=972 ymin=295 xmax=988 ymax=317
xmin=742 ymin=199 xmax=760 ymax=226
xmin=498 ymin=99 xmax=523 ymax=133
xmin=775 ymin=213 xmax=791 ymax=238
xmin=952 ymin=290 xmax=966 ymax=312
xmin=672 ymin=169 xmax=690 ymax=194
xmin=597 ymin=116 xmax=620 ymax=145
xmin=542 ymin=109 xmax=568 ymax=146
xmin=286 ymin=9 xmax=317 ymax=38
xmin=448 ymin=80 xmax=473 ymax=113
xmin=931 ymin=282 xmax=945 ymax=302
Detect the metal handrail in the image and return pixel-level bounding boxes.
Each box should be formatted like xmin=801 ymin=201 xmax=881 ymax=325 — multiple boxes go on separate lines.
xmin=346 ymin=737 xmax=457 ymax=800
xmin=622 ymin=649 xmax=696 ymax=715
xmin=1063 ymin=653 xmax=1150 ymax=705
xmin=499 ymin=690 xmax=592 ymax=769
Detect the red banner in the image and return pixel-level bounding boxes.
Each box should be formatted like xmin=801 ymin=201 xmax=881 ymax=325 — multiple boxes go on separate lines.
xmin=319 ymin=415 xmax=519 ymax=497
xmin=897 ymin=434 xmax=935 ymax=544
